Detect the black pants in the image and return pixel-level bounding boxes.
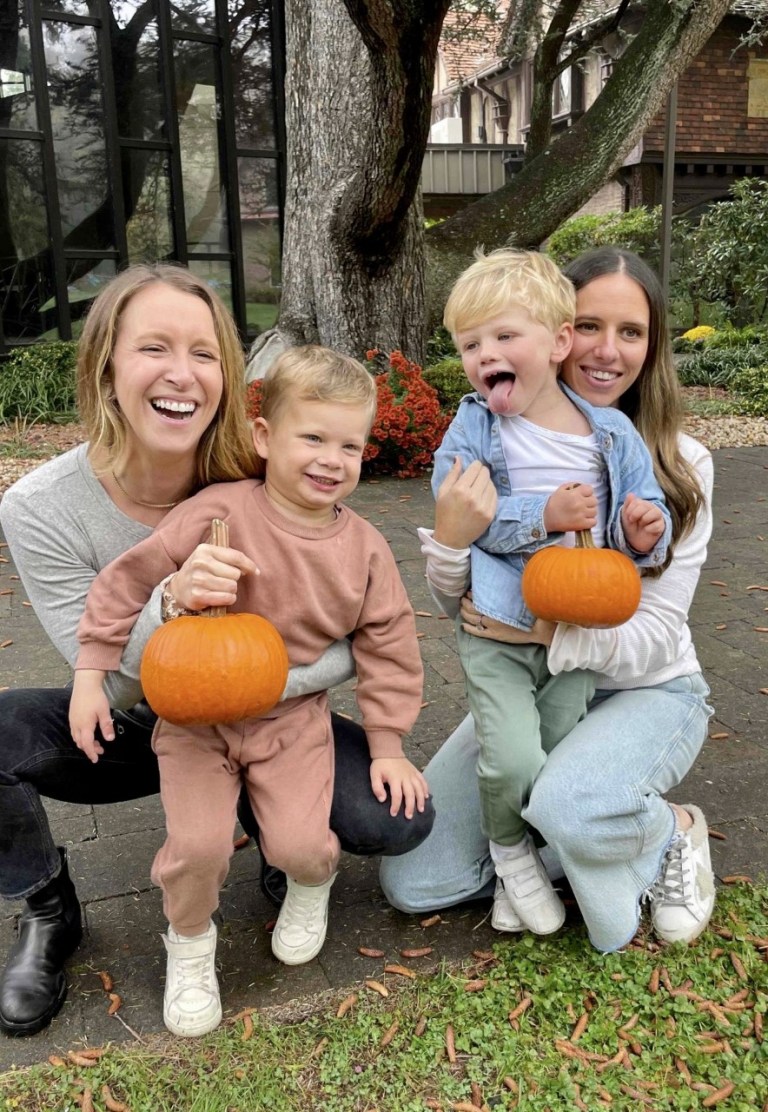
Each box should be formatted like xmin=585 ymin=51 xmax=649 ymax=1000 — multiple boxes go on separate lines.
xmin=0 ymin=687 xmax=435 ymax=900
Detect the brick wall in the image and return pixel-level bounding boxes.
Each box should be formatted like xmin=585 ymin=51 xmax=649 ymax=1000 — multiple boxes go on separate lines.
xmin=643 ymin=17 xmax=768 ymax=156
xmin=572 ymin=178 xmax=626 ymax=217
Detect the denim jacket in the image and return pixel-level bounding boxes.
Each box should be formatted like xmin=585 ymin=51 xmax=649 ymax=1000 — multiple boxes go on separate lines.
xmin=432 ymin=384 xmax=672 ymax=629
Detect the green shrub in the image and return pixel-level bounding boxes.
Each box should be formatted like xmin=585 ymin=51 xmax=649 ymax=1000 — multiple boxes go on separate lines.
xmin=702 ymin=324 xmax=768 ymax=350
xmin=546 ymin=207 xmax=662 ymax=269
xmin=422 ymin=358 xmax=468 ymax=414
xmin=425 ymin=326 xmax=457 ymax=364
xmin=677 ymin=344 xmax=768 ymax=388
xmin=730 ymin=364 xmax=768 ymax=415
xmin=0 ymin=341 xmax=79 ymax=423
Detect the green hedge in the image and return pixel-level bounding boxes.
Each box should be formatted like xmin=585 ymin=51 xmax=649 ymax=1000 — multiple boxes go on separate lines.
xmin=0 ymin=341 xmax=79 ymax=423
xmin=676 ymin=345 xmax=768 ymax=388
xmin=422 ymin=358 xmax=468 ymax=415
xmin=731 ymin=364 xmax=768 ymax=416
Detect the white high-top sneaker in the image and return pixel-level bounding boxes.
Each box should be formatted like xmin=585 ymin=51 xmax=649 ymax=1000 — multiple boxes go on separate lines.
xmin=271 ymin=874 xmax=337 ymax=965
xmin=162 ymin=919 xmax=221 ymax=1037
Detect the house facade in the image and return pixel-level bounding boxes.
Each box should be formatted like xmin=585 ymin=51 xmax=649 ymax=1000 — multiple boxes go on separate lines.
xmin=0 ymin=0 xmax=284 ymax=354
xmin=426 ymin=9 xmax=768 ymax=223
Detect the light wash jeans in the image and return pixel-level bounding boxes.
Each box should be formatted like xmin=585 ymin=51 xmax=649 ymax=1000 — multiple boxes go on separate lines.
xmin=380 ymin=673 xmax=713 ymax=952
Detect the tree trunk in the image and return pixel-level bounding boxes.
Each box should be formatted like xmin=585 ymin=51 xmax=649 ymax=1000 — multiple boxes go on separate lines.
xmin=426 ymin=0 xmax=731 ymax=328
xmin=272 ymin=0 xmax=449 ymax=366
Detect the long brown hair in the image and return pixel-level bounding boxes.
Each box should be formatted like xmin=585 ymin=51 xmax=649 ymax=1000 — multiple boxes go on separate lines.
xmin=563 ymin=248 xmax=704 ymax=549
xmin=77 ymin=264 xmax=258 ymax=489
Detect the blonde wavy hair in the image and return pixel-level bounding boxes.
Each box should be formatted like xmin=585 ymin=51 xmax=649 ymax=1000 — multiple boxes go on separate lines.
xmin=77 ymin=264 xmax=258 ymax=489
xmin=444 ymin=247 xmax=576 ymax=337
xmin=563 ymin=248 xmax=705 ymax=553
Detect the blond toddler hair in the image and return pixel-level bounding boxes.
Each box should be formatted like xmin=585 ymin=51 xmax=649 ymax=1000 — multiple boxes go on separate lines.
xmin=444 ymin=248 xmax=576 ymax=338
xmin=260 ymin=345 xmax=378 ymax=428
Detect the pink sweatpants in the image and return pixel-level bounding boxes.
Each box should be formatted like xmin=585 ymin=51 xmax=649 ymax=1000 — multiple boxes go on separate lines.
xmin=150 ymin=692 xmax=340 ymax=935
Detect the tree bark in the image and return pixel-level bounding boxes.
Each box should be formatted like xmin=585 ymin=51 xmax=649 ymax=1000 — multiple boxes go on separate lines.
xmin=426 ymin=0 xmax=731 ymax=328
xmin=273 ymin=0 xmax=450 ymax=365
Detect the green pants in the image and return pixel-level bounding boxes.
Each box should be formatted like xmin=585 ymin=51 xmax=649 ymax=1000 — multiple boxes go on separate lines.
xmin=457 ymin=626 xmax=595 ymax=846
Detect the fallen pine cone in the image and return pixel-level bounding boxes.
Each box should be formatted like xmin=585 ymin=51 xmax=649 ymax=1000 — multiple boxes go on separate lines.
xmin=336 ymin=993 xmax=358 ymax=1018
xmin=102 ymin=1084 xmax=131 ymax=1112
xmin=383 ymin=963 xmax=417 ymax=979
xmin=97 ymin=970 xmax=114 ymax=992
xmin=358 ymin=946 xmax=385 ymax=958
xmin=365 ymin=979 xmax=389 ymax=997
xmin=399 ymin=946 xmax=433 ymax=959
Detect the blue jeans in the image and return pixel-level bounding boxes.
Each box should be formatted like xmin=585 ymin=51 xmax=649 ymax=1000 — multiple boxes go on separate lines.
xmin=380 ymin=674 xmax=712 ymax=952
xmin=0 ymin=688 xmax=435 ymax=901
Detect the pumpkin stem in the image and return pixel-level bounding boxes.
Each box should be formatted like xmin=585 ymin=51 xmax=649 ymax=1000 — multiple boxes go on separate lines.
xmin=206 ymin=519 xmax=229 ymax=618
xmin=575 ymin=529 xmax=595 ymax=549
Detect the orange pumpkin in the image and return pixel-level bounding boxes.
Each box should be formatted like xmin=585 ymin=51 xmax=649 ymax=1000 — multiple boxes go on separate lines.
xmin=521 ymin=530 xmax=641 ymax=629
xmin=140 ymin=519 xmax=289 ymax=726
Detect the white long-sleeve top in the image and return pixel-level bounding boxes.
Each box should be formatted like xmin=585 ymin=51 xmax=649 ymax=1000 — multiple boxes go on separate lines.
xmin=419 ymin=433 xmax=713 ymax=692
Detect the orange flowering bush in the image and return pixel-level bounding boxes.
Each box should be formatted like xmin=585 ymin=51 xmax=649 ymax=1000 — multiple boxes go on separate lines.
xmin=245 ymin=350 xmax=449 ymax=480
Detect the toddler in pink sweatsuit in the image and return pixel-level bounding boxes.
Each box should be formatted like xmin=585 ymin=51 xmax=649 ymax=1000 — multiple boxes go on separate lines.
xmin=69 ymin=346 xmax=428 ymax=1037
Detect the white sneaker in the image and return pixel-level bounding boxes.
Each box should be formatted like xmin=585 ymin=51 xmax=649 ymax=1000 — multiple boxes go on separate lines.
xmin=491 ymin=878 xmax=525 ymax=933
xmin=649 ymin=804 xmax=716 ymax=944
xmin=494 ymin=836 xmax=565 ymax=935
xmin=271 ymin=874 xmax=337 ymax=965
xmin=162 ymin=920 xmax=221 ymax=1037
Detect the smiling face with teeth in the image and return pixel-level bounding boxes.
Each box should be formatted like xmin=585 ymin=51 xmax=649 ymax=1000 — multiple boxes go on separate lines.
xmin=110 ymin=282 xmax=224 ymax=467
xmin=252 ymin=398 xmax=371 ymax=525
xmin=561 ymin=273 xmax=650 ymax=410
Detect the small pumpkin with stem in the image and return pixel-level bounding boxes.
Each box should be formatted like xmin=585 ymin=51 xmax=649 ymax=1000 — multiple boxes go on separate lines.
xmin=140 ymin=519 xmax=289 ymax=725
xmin=521 ymin=528 xmax=642 ymax=629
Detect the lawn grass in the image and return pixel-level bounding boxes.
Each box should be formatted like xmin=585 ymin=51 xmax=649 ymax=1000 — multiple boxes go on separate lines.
xmin=1 ymin=882 xmax=767 ymax=1111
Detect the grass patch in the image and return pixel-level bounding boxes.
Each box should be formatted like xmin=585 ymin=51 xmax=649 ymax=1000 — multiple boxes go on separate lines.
xmin=1 ymin=883 xmax=767 ymax=1110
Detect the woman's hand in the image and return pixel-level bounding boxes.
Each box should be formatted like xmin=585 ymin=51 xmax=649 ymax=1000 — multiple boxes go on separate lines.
xmin=433 ymin=458 xmax=497 ymax=550
xmin=460 ymin=592 xmax=555 ymax=646
xmin=169 ymin=543 xmax=258 ymax=612
xmin=370 ymin=757 xmax=430 ymax=819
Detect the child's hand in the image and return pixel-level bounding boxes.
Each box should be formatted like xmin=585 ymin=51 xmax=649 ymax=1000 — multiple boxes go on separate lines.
xmin=69 ymin=669 xmax=113 ymax=764
xmin=543 ymin=482 xmax=597 ymax=534
xmin=433 ymin=458 xmax=497 ymax=549
xmin=170 ymin=541 xmax=259 ymax=612
xmin=621 ymin=494 xmax=666 ymax=553
xmin=370 ymin=757 xmax=430 ymax=819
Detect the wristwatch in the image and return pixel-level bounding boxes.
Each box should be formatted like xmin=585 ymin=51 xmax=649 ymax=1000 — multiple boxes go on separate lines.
xmin=160 ymin=575 xmax=194 ymax=622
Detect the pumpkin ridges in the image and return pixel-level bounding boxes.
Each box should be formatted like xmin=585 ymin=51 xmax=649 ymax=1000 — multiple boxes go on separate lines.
xmin=140 ymin=517 xmax=290 ymax=726
xmin=521 ymin=533 xmax=641 ymax=629
xmin=141 ymin=613 xmax=289 ymax=726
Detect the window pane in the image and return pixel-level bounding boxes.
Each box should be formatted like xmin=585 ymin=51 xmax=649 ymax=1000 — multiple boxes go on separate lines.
xmin=0 ymin=138 xmax=57 ymax=342
xmin=238 ymin=156 xmax=279 ymax=334
xmin=230 ymin=0 xmax=275 ymax=149
xmin=110 ymin=7 xmax=165 ymax=141
xmin=40 ymin=0 xmax=92 ymax=17
xmin=62 ymin=257 xmax=117 ymax=332
xmin=188 ymin=258 xmax=232 ymax=311
xmin=175 ymin=41 xmax=228 ymax=251
xmin=43 ymin=20 xmax=114 ymax=247
xmin=171 ymin=0 xmax=216 ymax=36
xmin=123 ymin=147 xmax=173 ymax=261
xmin=0 ymin=12 xmax=37 ymax=132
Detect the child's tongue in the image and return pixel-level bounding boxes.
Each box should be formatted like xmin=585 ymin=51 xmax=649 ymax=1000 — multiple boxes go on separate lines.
xmin=487 ymin=376 xmax=516 ymax=414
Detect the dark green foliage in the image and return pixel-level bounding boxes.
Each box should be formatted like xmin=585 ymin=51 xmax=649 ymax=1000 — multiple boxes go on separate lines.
xmin=0 ymin=341 xmax=79 ymax=423
xmin=677 ymin=345 xmax=768 ymax=388
xmin=545 ymin=207 xmax=662 ymax=269
xmin=426 ymin=325 xmax=457 ymax=364
xmin=422 ymin=358 xmax=469 ymax=414
xmin=731 ymin=364 xmax=768 ymax=415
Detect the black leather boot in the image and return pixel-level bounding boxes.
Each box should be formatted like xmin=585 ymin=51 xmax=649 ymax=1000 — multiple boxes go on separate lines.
xmin=0 ymin=848 xmax=83 ymax=1036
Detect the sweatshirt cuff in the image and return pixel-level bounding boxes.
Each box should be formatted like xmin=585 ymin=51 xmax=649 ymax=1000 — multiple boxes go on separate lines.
xmin=76 ymin=644 xmax=124 ymax=673
xmin=366 ymin=729 xmax=406 ymax=759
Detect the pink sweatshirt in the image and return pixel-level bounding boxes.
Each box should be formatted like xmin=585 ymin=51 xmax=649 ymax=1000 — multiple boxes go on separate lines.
xmin=76 ymin=481 xmax=423 ymax=758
